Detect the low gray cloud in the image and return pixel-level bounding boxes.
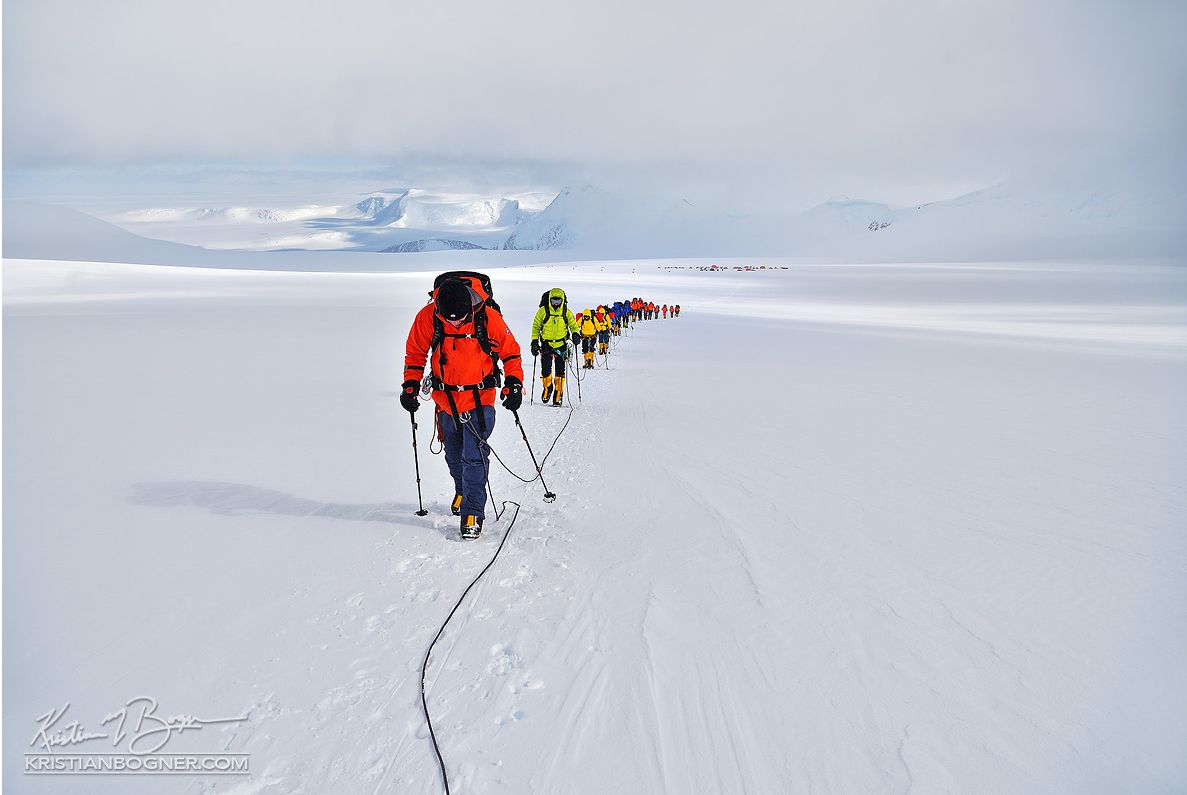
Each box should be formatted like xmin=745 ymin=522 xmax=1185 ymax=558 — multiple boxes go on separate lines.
xmin=4 ymin=0 xmax=1185 ymax=206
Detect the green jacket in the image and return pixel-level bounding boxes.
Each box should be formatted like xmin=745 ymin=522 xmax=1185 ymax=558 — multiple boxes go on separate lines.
xmin=531 ymin=287 xmax=580 ymax=349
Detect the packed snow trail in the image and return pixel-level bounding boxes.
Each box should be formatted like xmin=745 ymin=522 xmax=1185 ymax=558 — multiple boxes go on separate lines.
xmin=4 ymin=258 xmax=1186 ymax=794
xmin=419 ymin=499 xmax=522 ymax=795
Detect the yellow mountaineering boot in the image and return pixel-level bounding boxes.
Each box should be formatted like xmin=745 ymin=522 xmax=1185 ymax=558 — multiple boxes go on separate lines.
xmin=451 ymin=493 xmax=463 ymax=516
xmin=541 ymin=375 xmax=554 ymax=403
xmin=552 ymin=376 xmax=565 ymax=406
xmin=461 ymin=514 xmax=482 ymax=540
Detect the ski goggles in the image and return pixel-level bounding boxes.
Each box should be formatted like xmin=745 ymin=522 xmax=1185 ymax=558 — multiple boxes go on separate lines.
xmin=549 ymin=297 xmax=563 ymax=307
xmin=434 ymin=281 xmax=482 ymax=323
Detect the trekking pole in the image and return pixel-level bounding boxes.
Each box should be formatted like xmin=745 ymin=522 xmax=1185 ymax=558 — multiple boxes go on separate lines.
xmin=511 ymin=409 xmax=556 ymax=502
xmin=566 ymin=341 xmax=581 ymax=403
xmin=409 ymin=413 xmax=429 ymax=516
xmin=530 ymin=351 xmax=537 ymax=405
xmin=573 ymin=342 xmax=583 ymax=402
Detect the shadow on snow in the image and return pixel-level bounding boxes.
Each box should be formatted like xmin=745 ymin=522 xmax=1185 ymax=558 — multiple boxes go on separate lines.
xmin=127 ymin=480 xmax=441 ymax=531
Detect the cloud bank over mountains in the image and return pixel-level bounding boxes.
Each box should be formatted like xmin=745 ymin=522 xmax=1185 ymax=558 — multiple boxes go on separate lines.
xmin=5 ymin=0 xmax=1186 ymax=209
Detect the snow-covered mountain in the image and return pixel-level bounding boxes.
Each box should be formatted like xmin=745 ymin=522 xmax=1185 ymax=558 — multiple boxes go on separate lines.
xmin=13 ymin=177 xmax=1185 ymax=261
xmin=502 ymin=182 xmax=1187 ymax=260
xmin=503 ymin=184 xmax=727 ymax=255
xmin=92 ymin=187 xmax=539 ymax=252
xmin=3 ymin=201 xmax=218 ymax=265
xmin=500 ymin=185 xmax=905 ymax=255
xmin=346 ymin=190 xmax=525 ymax=230
xmin=502 ymin=186 xmax=588 ymax=250
xmin=0 ymin=200 xmax=561 ymax=270
xmin=386 ymin=194 xmax=522 ymax=230
xmin=797 ymin=196 xmax=897 ymax=235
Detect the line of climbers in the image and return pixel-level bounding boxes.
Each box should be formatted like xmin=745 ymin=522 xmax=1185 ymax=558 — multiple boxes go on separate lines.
xmin=401 ymin=272 xmax=681 ymax=540
xmin=532 ymin=293 xmax=682 ymax=406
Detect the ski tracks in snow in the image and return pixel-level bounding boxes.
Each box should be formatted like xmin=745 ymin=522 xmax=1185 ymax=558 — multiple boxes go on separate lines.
xmin=198 ymin=495 xmax=573 ymax=795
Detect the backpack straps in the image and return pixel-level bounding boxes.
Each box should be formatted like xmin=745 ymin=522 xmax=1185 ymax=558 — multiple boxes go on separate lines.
xmin=429 ymin=306 xmax=506 ymax=382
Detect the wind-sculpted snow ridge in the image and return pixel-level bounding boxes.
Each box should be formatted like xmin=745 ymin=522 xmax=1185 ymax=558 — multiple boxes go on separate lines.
xmin=209 ymin=230 xmax=359 ymax=251
xmin=503 ymin=222 xmax=572 ymax=251
xmin=381 ymin=239 xmax=489 ymax=253
xmin=118 ymin=205 xmax=338 ymax=224
xmin=346 ymin=191 xmax=412 ymax=225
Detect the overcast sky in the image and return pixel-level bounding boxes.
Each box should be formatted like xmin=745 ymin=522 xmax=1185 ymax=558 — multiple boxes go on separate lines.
xmin=4 ymin=0 xmax=1185 ymax=206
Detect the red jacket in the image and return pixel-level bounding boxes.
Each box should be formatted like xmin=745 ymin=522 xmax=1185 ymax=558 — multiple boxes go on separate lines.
xmin=403 ymin=278 xmax=524 ymax=415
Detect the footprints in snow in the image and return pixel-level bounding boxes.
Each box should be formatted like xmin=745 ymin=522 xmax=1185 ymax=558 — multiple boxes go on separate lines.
xmin=488 ymin=642 xmax=522 ymax=675
xmin=498 ymin=562 xmax=536 ymax=589
xmin=488 ymin=643 xmax=546 ymax=727
xmin=292 ymin=495 xmax=580 ymax=787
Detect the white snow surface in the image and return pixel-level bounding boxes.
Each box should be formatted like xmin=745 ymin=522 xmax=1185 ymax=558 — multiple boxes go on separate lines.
xmin=4 ymin=252 xmax=1187 ymax=794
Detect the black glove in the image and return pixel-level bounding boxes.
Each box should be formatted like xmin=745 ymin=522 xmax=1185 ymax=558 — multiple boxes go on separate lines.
xmin=530 ymin=339 xmax=540 ymax=357
xmin=500 ymin=377 xmax=523 ymax=411
xmin=571 ymin=332 xmax=581 ymax=346
xmin=400 ymin=379 xmax=420 ymax=413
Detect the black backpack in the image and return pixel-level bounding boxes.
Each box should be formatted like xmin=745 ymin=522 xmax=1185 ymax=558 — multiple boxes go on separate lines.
xmin=433 ymin=271 xmax=501 ymax=313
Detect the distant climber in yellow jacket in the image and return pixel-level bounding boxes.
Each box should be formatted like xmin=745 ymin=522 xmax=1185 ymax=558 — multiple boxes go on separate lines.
xmin=578 ymin=307 xmax=606 ymax=369
xmin=530 ymin=287 xmax=580 ymax=406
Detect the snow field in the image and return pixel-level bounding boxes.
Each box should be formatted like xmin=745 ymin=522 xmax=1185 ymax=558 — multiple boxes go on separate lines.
xmin=4 ymin=257 xmax=1186 ymax=794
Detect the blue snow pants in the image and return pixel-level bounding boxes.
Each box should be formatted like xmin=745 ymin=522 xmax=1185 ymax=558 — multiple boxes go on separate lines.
xmin=438 ymin=406 xmax=495 ymax=520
